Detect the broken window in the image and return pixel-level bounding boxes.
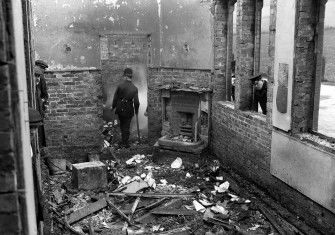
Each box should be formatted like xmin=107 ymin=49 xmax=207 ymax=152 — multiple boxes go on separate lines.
xmin=313 ymin=1 xmax=335 ymax=138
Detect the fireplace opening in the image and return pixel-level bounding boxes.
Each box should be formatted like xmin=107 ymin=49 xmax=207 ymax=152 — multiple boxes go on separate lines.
xmin=178 ymin=112 xmax=194 ymax=137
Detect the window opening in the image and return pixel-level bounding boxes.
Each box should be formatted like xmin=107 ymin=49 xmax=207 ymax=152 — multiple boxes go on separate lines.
xmin=315 ymin=1 xmax=335 ymax=138
xmin=251 ymin=0 xmax=270 ymax=115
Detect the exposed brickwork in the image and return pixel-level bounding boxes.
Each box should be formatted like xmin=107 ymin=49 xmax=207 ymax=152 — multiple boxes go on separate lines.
xmin=253 ymin=0 xmax=262 ymax=75
xmin=212 ymin=102 xmax=335 ymax=233
xmin=211 ymin=0 xmax=335 ymax=233
xmin=213 ymin=0 xmax=228 ymax=102
xmin=291 ymin=0 xmax=318 ymax=133
xmin=0 ymin=1 xmax=23 ymax=233
xmin=235 ymin=0 xmax=256 ymax=110
xmin=147 ymin=67 xmax=212 ymax=140
xmin=100 ymin=33 xmax=151 ymax=105
xmin=44 ymin=70 xmax=103 ymax=158
xmin=266 ymin=0 xmax=277 ymax=125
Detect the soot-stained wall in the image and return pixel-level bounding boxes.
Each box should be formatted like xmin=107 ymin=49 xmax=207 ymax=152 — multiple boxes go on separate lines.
xmin=31 ymin=0 xmax=213 ymax=70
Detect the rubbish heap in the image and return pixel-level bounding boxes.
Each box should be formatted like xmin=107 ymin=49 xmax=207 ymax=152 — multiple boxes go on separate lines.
xmin=45 ymin=149 xmax=283 ymax=235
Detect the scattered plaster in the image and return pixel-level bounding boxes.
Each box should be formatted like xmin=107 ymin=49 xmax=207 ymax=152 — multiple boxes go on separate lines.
xmin=109 ymin=16 xmax=115 ymax=23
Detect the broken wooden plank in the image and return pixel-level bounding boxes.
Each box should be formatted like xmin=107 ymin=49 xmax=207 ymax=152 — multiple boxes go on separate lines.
xmin=258 ymin=205 xmax=286 ymax=235
xmin=106 ymin=199 xmax=135 ymax=226
xmin=108 ymin=192 xmax=194 ymax=198
xmin=135 ymin=199 xmax=181 ymax=223
xmin=204 ymin=217 xmax=233 ymax=231
xmin=151 ymin=209 xmax=196 ymax=216
xmin=88 ymin=219 xmax=96 ymax=235
xmin=54 ymin=217 xmax=85 ymax=235
xmin=66 ymin=199 xmax=107 ymax=224
xmin=158 ymin=226 xmax=191 ymax=235
xmin=130 ymin=197 xmax=141 ymax=219
xmin=135 ymin=197 xmax=168 ymax=215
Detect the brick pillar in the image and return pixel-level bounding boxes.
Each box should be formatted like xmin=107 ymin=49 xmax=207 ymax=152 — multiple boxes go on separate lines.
xmin=213 ymin=0 xmax=228 ymax=102
xmin=225 ymin=0 xmax=236 ymax=101
xmin=235 ymin=0 xmax=256 ymax=110
xmin=267 ymin=0 xmax=277 ymax=124
xmin=253 ymin=0 xmax=263 ymax=75
xmin=291 ymin=0 xmax=319 ymax=133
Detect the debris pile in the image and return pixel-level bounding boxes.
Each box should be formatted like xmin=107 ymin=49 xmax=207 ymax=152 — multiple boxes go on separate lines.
xmin=45 ymin=151 xmax=282 ymax=235
xmin=167 ymin=135 xmax=193 ymax=143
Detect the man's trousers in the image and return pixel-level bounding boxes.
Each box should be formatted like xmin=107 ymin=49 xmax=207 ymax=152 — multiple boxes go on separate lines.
xmin=118 ymin=115 xmax=132 ymax=146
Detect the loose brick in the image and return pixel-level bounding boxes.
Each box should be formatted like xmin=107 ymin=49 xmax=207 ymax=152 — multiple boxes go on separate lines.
xmin=72 ymin=161 xmax=107 ymax=190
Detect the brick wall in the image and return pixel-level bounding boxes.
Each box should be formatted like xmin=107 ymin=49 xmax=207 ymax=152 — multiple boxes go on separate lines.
xmin=211 ymin=0 xmax=335 ymax=233
xmin=44 ymin=70 xmax=103 ymax=159
xmin=0 ymin=1 xmax=28 ymax=233
xmin=212 ymin=102 xmax=335 ymax=233
xmin=213 ymin=0 xmax=228 ymax=102
xmin=0 ymin=63 xmax=22 ymax=235
xmin=147 ymin=67 xmax=212 ymax=140
xmin=235 ymin=0 xmax=256 ymax=110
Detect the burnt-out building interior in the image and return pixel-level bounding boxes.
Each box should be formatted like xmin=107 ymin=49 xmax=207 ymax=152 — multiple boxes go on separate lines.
xmin=1 ymin=0 xmax=335 ymax=234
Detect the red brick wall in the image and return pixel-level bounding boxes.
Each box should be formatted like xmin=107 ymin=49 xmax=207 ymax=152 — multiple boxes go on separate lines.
xmin=147 ymin=67 xmax=212 ymax=140
xmin=44 ymin=70 xmax=103 ymax=158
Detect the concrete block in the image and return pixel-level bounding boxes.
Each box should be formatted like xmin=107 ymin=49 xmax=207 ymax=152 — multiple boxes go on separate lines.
xmin=72 ymin=161 xmax=107 ymax=190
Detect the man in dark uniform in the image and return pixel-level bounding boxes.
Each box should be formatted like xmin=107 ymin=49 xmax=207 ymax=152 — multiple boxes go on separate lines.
xmin=35 ymin=60 xmax=49 ymax=117
xmin=35 ymin=60 xmax=49 ymax=146
xmin=250 ymin=73 xmax=267 ymax=115
xmin=112 ymin=68 xmax=140 ymax=148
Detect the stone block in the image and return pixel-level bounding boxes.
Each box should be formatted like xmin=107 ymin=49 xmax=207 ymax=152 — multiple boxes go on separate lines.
xmin=72 ymin=161 xmax=107 ymax=190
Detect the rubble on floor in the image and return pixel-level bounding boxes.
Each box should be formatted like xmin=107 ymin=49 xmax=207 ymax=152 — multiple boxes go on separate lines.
xmin=44 ymin=144 xmax=288 ymax=235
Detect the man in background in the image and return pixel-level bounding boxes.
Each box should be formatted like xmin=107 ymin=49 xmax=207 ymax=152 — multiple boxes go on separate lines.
xmin=250 ymin=73 xmax=268 ymax=115
xmin=35 ymin=60 xmax=49 ymax=117
xmin=35 ymin=60 xmax=49 ymax=146
xmin=112 ymin=68 xmax=140 ymax=148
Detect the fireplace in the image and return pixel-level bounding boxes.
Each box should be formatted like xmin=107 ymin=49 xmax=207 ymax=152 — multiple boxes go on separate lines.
xmin=157 ymin=83 xmax=212 ymax=154
xmin=178 ymin=112 xmax=193 ymax=137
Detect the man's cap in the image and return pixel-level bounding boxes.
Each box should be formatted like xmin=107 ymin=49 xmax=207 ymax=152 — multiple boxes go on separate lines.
xmin=123 ymin=68 xmax=133 ymax=78
xmin=35 ymin=60 xmax=48 ymax=69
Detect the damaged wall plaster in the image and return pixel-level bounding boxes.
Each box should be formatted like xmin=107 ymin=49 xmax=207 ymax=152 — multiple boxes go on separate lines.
xmin=31 ymin=0 xmax=213 ymax=70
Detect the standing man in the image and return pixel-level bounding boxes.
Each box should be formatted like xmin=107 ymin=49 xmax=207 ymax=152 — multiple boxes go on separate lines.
xmin=35 ymin=60 xmax=49 ymax=117
xmin=112 ymin=68 xmax=140 ymax=148
xmin=35 ymin=60 xmax=49 ymax=146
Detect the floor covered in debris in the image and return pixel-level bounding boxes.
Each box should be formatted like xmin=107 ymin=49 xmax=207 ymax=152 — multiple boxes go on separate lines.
xmin=42 ymin=139 xmax=319 ymax=235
